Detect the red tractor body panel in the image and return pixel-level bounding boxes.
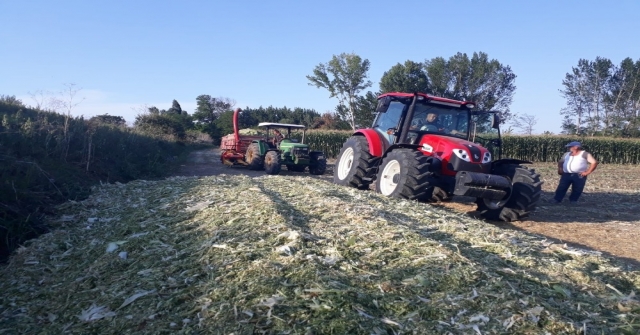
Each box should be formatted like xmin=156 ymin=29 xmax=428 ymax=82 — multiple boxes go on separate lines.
xmin=353 ymin=129 xmax=384 ymax=157
xmin=417 ymin=135 xmax=491 ymax=176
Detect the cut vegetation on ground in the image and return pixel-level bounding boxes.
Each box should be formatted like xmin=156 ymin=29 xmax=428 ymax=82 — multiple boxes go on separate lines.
xmin=1 ymin=174 xmax=640 ymax=334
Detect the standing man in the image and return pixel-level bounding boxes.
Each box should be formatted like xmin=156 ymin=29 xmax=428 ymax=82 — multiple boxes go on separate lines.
xmin=549 ymin=141 xmax=598 ymax=204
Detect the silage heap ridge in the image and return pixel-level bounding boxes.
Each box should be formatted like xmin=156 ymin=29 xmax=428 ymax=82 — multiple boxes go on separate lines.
xmin=1 ymin=175 xmax=639 ymax=334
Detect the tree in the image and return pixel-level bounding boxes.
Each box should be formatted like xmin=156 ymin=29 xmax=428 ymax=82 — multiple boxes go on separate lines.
xmin=167 ymin=99 xmax=183 ymax=115
xmin=510 ymin=113 xmax=538 ymax=135
xmin=424 ymin=52 xmax=517 ymax=122
xmin=311 ymin=112 xmax=350 ymax=130
xmin=0 ymin=95 xmax=24 ymax=107
xmin=560 ymin=57 xmax=640 ymax=137
xmin=334 ymin=91 xmax=378 ymax=129
xmin=90 ymin=114 xmax=127 ymax=127
xmin=379 ymin=60 xmax=429 ymax=94
xmin=192 ymin=95 xmax=235 ymax=134
xmin=307 ymin=53 xmax=372 ymax=130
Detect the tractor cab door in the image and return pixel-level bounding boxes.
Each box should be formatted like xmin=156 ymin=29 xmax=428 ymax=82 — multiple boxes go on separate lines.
xmin=372 ymin=100 xmax=405 ymax=149
xmin=470 ymin=112 xmax=501 ymax=157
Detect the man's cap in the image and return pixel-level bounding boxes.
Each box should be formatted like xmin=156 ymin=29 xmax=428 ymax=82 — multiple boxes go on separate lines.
xmin=565 ymin=141 xmax=581 ymax=147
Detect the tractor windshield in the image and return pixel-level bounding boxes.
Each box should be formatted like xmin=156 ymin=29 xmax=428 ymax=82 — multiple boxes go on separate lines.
xmin=411 ymin=104 xmax=469 ymax=139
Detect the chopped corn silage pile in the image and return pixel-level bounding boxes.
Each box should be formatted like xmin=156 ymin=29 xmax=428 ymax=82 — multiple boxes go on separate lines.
xmin=1 ymin=175 xmax=639 ymax=335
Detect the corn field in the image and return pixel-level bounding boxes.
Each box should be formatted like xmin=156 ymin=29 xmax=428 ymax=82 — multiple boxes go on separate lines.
xmin=301 ymin=131 xmax=640 ymax=164
xmin=501 ymin=136 xmax=640 ymax=164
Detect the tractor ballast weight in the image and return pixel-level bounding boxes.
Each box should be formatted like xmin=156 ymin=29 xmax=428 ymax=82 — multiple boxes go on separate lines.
xmin=219 ymin=108 xmax=281 ymax=174
xmin=333 ymin=92 xmax=542 ymax=222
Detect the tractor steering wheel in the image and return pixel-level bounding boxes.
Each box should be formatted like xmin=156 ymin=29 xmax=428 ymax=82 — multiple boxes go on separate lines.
xmin=420 ymin=124 xmax=439 ymax=132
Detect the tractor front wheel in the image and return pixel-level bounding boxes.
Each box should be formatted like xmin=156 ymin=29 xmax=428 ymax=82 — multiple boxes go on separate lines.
xmin=333 ymin=136 xmax=377 ymax=189
xmin=475 ymin=165 xmax=542 ymax=222
xmin=246 ymin=143 xmax=264 ymax=170
xmin=264 ymin=151 xmax=281 ymax=175
xmin=374 ymin=149 xmax=434 ymax=201
xmin=309 ymin=153 xmax=327 ymax=175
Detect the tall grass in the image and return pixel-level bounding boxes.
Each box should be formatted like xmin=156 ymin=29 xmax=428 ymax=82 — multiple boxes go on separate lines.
xmin=0 ymin=103 xmax=198 ymax=259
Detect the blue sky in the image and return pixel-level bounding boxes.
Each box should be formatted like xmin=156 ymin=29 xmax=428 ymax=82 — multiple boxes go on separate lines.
xmin=2 ymin=0 xmax=639 ymax=133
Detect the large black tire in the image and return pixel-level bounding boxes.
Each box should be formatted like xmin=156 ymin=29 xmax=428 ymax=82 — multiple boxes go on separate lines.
xmin=246 ymin=143 xmax=264 ymax=170
xmin=286 ymin=164 xmax=306 ymax=172
xmin=374 ymin=149 xmax=434 ymax=201
xmin=333 ymin=136 xmax=377 ymax=189
xmin=308 ymin=153 xmax=327 ymax=175
xmin=264 ymin=151 xmax=281 ymax=175
xmin=476 ymin=165 xmax=542 ymax=222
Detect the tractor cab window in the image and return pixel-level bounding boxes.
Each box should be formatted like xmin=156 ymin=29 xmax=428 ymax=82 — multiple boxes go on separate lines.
xmin=373 ymin=101 xmax=405 ymax=145
xmin=411 ymin=104 xmax=469 ymax=139
xmin=471 ymin=113 xmax=500 ymax=155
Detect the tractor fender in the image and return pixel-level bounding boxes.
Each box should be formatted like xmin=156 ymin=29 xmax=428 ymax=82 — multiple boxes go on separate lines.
xmin=353 ymin=129 xmax=384 ymax=157
xmin=491 ymin=158 xmax=532 ymax=167
xmin=252 ymin=140 xmax=271 ymax=155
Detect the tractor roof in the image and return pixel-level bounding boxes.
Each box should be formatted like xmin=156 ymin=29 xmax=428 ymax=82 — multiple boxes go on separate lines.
xmin=258 ymin=122 xmax=306 ymax=129
xmin=378 ymin=92 xmax=476 ymax=108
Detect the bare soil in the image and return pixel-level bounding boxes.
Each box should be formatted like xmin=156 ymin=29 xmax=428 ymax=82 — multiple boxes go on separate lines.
xmin=175 ymin=149 xmax=640 ymax=269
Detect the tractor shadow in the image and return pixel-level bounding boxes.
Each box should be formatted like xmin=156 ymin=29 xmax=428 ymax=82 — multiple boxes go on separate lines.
xmin=435 ymin=191 xmax=640 ymax=224
xmin=433 ymin=191 xmax=640 ymax=270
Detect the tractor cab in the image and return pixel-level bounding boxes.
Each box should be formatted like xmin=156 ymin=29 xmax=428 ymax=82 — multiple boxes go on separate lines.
xmin=258 ymin=122 xmax=309 ymax=158
xmin=372 ymin=93 xmax=506 ymax=176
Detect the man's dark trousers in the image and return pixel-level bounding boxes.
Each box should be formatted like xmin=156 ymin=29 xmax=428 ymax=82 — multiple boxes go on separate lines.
xmin=553 ymin=173 xmax=587 ymax=202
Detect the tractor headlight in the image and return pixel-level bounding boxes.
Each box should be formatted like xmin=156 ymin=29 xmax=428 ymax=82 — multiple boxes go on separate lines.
xmin=483 ymin=152 xmax=492 ymax=163
xmin=453 ymin=149 xmax=471 ymax=162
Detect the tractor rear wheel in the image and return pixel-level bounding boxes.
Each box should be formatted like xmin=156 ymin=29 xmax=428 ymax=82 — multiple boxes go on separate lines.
xmin=264 ymin=151 xmax=281 ymax=175
xmin=246 ymin=143 xmax=264 ymax=170
xmin=475 ymin=165 xmax=542 ymax=222
xmin=333 ymin=136 xmax=377 ymax=189
xmin=374 ymin=149 xmax=434 ymax=201
xmin=309 ymin=153 xmax=327 ymax=175
xmin=287 ymin=164 xmax=306 ymax=172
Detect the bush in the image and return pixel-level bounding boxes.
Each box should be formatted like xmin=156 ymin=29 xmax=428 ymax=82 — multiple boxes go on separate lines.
xmin=0 ymin=103 xmax=197 ymax=260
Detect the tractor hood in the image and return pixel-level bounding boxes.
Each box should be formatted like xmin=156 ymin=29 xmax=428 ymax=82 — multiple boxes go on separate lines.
xmin=418 ymin=134 xmax=491 ymax=164
xmin=279 ymin=142 xmax=309 ymax=149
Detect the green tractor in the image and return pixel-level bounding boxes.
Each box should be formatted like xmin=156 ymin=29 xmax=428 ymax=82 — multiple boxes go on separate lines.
xmin=254 ymin=123 xmax=327 ymax=175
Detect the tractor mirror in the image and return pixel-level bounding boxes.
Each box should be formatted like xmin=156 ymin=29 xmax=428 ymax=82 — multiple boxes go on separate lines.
xmin=491 ymin=113 xmax=501 ymax=129
xmin=376 ymin=96 xmax=391 ymax=114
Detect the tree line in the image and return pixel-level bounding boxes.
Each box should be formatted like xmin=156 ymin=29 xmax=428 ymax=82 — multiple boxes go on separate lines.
xmin=560 ymin=57 xmax=640 ymax=137
xmin=6 ymin=52 xmax=639 ymax=141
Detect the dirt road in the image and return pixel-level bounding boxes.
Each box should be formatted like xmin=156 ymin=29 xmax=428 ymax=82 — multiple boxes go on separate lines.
xmin=173 ymin=148 xmax=333 ymax=182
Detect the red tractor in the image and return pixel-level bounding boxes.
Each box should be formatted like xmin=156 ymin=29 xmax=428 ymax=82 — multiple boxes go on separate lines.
xmin=333 ymin=92 xmax=542 ymax=222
